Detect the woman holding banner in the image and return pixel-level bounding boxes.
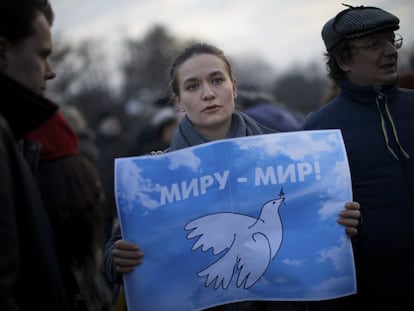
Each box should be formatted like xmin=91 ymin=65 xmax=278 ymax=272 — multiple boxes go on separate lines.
xmin=104 ymin=43 xmax=361 ymax=311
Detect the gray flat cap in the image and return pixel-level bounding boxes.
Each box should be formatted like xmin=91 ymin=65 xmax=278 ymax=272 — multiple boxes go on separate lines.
xmin=322 ymin=4 xmax=400 ymax=51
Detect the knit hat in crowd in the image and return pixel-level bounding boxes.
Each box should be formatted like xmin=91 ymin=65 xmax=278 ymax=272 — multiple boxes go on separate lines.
xmin=322 ymin=4 xmax=400 ymax=51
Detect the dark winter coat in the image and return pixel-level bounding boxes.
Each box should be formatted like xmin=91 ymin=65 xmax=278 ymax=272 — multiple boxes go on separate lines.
xmin=0 ymin=72 xmax=71 ymax=310
xmin=302 ymin=78 xmax=414 ymax=310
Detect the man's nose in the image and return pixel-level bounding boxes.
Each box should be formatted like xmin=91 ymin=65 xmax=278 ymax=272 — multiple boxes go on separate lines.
xmin=45 ymin=62 xmax=56 ymax=80
xmin=384 ymin=39 xmax=398 ymax=55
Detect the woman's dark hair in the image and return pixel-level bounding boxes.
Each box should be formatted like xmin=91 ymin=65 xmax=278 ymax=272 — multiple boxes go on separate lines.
xmin=168 ymin=43 xmax=234 ymax=96
xmin=0 ymin=0 xmax=54 ymax=44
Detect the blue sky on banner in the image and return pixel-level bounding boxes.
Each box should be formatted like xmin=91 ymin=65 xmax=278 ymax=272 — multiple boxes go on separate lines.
xmin=115 ymin=130 xmax=355 ymax=311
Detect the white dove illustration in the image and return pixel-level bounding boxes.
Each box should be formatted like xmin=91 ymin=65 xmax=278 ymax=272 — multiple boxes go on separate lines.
xmin=185 ymin=188 xmax=285 ymax=289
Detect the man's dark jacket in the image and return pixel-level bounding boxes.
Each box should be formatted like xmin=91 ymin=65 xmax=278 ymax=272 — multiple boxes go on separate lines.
xmin=0 ymin=72 xmax=71 ymax=310
xmin=302 ymin=78 xmax=414 ymax=310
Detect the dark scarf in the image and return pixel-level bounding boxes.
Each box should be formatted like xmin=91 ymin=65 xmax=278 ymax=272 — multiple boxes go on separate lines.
xmin=0 ymin=72 xmax=57 ymax=138
xmin=169 ymin=110 xmax=268 ymax=151
xmin=0 ymin=72 xmax=78 ymax=160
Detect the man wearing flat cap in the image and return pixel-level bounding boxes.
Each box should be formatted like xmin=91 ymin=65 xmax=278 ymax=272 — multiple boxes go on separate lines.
xmin=302 ymin=4 xmax=414 ymax=311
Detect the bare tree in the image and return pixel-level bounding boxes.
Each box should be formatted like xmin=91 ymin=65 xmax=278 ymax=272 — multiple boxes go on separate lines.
xmin=120 ymin=25 xmax=184 ymax=104
xmin=272 ymin=63 xmax=327 ymax=115
xmin=47 ymin=36 xmax=117 ymax=126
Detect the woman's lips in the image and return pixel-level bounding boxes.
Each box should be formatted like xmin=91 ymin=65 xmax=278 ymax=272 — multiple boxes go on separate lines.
xmin=202 ymin=105 xmax=220 ymax=112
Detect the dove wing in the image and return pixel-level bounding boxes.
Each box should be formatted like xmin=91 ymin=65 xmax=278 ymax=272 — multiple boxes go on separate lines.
xmin=236 ymin=232 xmax=272 ymax=289
xmin=185 ymin=213 xmax=255 ymax=255
xmin=197 ymin=258 xmax=235 ymax=290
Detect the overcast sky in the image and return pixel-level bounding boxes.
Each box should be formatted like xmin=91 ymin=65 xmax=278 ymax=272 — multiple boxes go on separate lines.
xmin=51 ymin=0 xmax=414 ymax=72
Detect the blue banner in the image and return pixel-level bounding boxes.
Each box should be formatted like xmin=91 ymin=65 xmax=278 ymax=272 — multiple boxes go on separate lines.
xmin=115 ymin=129 xmax=356 ymax=311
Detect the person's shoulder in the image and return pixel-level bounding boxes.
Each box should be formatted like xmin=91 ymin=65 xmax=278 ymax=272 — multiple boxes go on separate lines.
xmin=396 ymin=87 xmax=414 ymax=108
xmin=398 ymin=87 xmax=414 ymax=97
xmin=0 ymin=114 xmax=9 ymax=131
xmin=302 ymin=100 xmax=340 ymax=130
xmin=0 ymin=114 xmax=16 ymax=147
xmin=259 ymin=123 xmax=278 ymax=134
xmin=301 ymin=111 xmax=320 ymax=130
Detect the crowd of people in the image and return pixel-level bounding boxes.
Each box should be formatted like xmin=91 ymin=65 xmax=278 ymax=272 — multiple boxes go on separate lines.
xmin=0 ymin=1 xmax=413 ymax=311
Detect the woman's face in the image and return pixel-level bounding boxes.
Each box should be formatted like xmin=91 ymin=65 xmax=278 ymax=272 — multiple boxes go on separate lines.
xmin=175 ymin=53 xmax=237 ymax=140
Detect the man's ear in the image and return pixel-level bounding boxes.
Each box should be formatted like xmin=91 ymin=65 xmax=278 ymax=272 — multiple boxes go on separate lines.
xmin=335 ymin=53 xmax=350 ymax=72
xmin=0 ymin=37 xmax=11 ymax=70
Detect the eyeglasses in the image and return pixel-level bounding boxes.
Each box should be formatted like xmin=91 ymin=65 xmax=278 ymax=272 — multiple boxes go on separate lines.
xmin=350 ymin=33 xmax=403 ymax=52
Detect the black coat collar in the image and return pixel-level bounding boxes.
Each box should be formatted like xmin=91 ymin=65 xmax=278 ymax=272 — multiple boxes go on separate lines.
xmin=0 ymin=72 xmax=57 ymax=138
